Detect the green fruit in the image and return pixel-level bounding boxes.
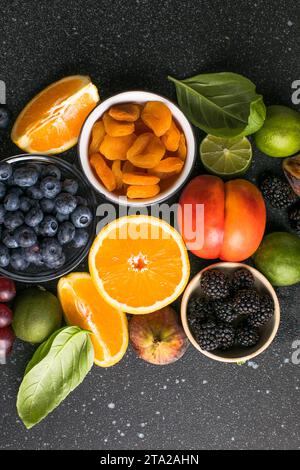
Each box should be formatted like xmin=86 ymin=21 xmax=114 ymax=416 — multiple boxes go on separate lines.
xmin=200 ymin=134 xmax=252 ymax=178
xmin=254 ymin=232 xmax=300 ymax=286
xmin=254 ymin=105 xmax=300 ymax=157
xmin=13 ymin=288 xmax=62 ymax=344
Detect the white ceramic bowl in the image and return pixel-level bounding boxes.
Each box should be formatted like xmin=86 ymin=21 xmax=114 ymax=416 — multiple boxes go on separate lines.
xmin=181 ymin=262 xmax=280 ymax=363
xmin=78 ymin=91 xmax=196 ymax=206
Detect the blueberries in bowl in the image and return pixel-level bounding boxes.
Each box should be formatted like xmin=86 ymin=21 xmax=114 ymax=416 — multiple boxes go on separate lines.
xmin=40 ymin=177 xmax=61 ymax=199
xmin=13 ymin=165 xmax=39 ymax=187
xmin=0 ymin=163 xmax=12 ymax=182
xmin=57 ymin=221 xmax=75 ymax=245
xmin=0 ymin=160 xmax=94 ymax=274
xmin=71 ymin=206 xmax=92 ymax=228
xmin=55 ymin=193 xmax=77 ymax=215
xmin=39 ymin=216 xmax=58 ymax=237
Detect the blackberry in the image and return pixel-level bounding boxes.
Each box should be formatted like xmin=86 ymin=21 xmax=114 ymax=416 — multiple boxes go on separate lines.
xmin=193 ymin=320 xmax=220 ymax=351
xmin=288 ymin=202 xmax=300 ymax=237
xmin=248 ymin=295 xmax=274 ymax=328
xmin=231 ymin=268 xmax=254 ymax=292
xmin=187 ymin=297 xmax=212 ymax=327
xmin=200 ymin=269 xmax=230 ymax=300
xmin=233 ymin=288 xmax=260 ymax=316
xmin=260 ymin=174 xmax=297 ymax=209
xmin=213 ymin=298 xmax=239 ymax=323
xmin=217 ymin=322 xmax=235 ymax=350
xmin=236 ymin=323 xmax=260 ymax=348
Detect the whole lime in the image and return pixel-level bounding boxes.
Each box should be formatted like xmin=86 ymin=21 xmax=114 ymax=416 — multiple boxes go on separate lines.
xmin=254 ymin=105 xmax=300 ymax=157
xmin=13 ymin=287 xmax=62 ymax=344
xmin=254 ymin=232 xmax=300 ymax=286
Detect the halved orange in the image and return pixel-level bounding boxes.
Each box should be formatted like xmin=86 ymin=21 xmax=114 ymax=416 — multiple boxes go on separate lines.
xmin=11 ymin=75 xmax=99 ymax=154
xmin=57 ymin=272 xmax=128 ymax=367
xmin=89 ymin=215 xmax=190 ymax=314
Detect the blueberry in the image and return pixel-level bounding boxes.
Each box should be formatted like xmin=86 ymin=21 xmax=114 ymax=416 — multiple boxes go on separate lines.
xmin=2 ymin=230 xmax=19 ymax=249
xmin=19 ymin=196 xmax=32 ymax=212
xmin=0 ymin=106 xmax=10 ymax=130
xmin=71 ymin=205 xmax=92 ymax=228
xmin=4 ymin=211 xmax=24 ymax=231
xmin=25 ymin=207 xmax=44 ymax=227
xmin=39 ymin=215 xmax=58 ymax=237
xmin=14 ymin=225 xmax=37 ymax=248
xmin=40 ymin=198 xmax=55 ymax=214
xmin=13 ymin=165 xmax=39 ymax=187
xmin=76 ymin=196 xmax=88 ymax=206
xmin=62 ymin=179 xmax=79 ymax=195
xmin=44 ymin=252 xmax=66 ymax=269
xmin=41 ymin=238 xmax=62 ymax=264
xmin=10 ymin=248 xmax=29 ymax=271
xmin=3 ymin=192 xmax=20 ymax=211
xmin=0 ymin=163 xmax=12 ymax=181
xmin=0 ymin=182 xmax=6 ymax=199
xmin=72 ymin=229 xmax=89 ymax=248
xmin=26 ymin=185 xmax=43 ymax=200
xmin=40 ymin=177 xmax=61 ymax=199
xmin=24 ymin=243 xmax=43 ymax=266
xmin=57 ymin=221 xmax=75 ymax=245
xmin=55 ymin=212 xmax=69 ymax=223
xmin=41 ymin=164 xmax=61 ymax=180
xmin=0 ymin=244 xmax=10 ymax=267
xmin=55 ymin=193 xmax=77 ymax=215
xmin=0 ymin=204 xmax=5 ymax=223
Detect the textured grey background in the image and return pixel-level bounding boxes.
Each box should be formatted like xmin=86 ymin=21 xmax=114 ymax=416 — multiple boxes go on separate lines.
xmin=0 ymin=0 xmax=299 ymax=450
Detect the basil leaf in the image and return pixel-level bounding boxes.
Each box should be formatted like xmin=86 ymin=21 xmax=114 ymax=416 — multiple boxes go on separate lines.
xmin=168 ymin=72 xmax=266 ymax=137
xmin=17 ymin=326 xmax=94 ymax=429
xmin=24 ymin=327 xmax=66 ymax=375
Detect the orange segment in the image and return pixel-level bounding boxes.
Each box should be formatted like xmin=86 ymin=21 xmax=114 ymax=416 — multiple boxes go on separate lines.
xmin=58 ymin=272 xmax=128 ymax=367
xmin=11 ymin=75 xmax=99 ymax=154
xmin=89 ymin=215 xmax=190 ymax=314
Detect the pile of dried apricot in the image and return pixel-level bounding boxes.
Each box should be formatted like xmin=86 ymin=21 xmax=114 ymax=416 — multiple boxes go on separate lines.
xmin=88 ymin=101 xmax=187 ymax=199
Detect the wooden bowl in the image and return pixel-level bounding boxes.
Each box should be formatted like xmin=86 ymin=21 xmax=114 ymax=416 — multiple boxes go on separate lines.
xmin=181 ymin=262 xmax=280 ymax=363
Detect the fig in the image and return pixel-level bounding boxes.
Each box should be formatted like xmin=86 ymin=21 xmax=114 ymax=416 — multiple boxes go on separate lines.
xmin=283 ymin=154 xmax=300 ymax=196
xmin=129 ymin=306 xmax=189 ymax=365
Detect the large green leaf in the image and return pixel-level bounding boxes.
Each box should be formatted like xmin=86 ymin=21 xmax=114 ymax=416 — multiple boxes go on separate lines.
xmin=17 ymin=326 xmax=94 ymax=429
xmin=168 ymin=72 xmax=266 ymax=137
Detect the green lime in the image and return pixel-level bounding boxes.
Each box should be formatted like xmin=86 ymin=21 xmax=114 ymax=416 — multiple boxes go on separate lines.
xmin=13 ymin=287 xmax=62 ymax=344
xmin=254 ymin=232 xmax=300 ymax=286
xmin=200 ymin=134 xmax=252 ymax=178
xmin=254 ymin=105 xmax=300 ymax=157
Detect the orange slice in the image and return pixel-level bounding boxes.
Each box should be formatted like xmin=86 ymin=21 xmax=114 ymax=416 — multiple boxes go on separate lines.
xmin=11 ymin=75 xmax=99 ymax=154
xmin=89 ymin=215 xmax=190 ymax=314
xmin=58 ymin=272 xmax=128 ymax=367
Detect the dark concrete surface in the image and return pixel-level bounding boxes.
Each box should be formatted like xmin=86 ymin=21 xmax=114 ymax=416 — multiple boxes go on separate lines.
xmin=0 ymin=0 xmax=299 ymax=450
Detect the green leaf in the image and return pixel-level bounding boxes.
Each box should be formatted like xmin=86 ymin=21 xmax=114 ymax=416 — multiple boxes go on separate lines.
xmin=168 ymin=72 xmax=266 ymax=137
xmin=24 ymin=327 xmax=66 ymax=375
xmin=17 ymin=326 xmax=94 ymax=429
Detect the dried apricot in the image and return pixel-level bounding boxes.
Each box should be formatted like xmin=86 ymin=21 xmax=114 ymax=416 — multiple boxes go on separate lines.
xmin=90 ymin=153 xmax=117 ymax=192
xmin=112 ymin=160 xmax=123 ymax=189
xmin=161 ymin=119 xmax=181 ymax=152
xmin=103 ymin=112 xmax=134 ymax=137
xmin=127 ymin=184 xmax=160 ymax=199
xmin=109 ymin=104 xmax=140 ymax=122
xmin=134 ymin=118 xmax=151 ymax=135
xmin=100 ymin=133 xmax=136 ymax=160
xmin=177 ymin=133 xmax=187 ymax=160
xmin=89 ymin=120 xmax=105 ymax=155
xmin=152 ymin=157 xmax=184 ymax=174
xmin=141 ymin=101 xmax=172 ymax=137
xmin=127 ymin=132 xmax=165 ymax=169
xmin=122 ymin=172 xmax=160 ymax=186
